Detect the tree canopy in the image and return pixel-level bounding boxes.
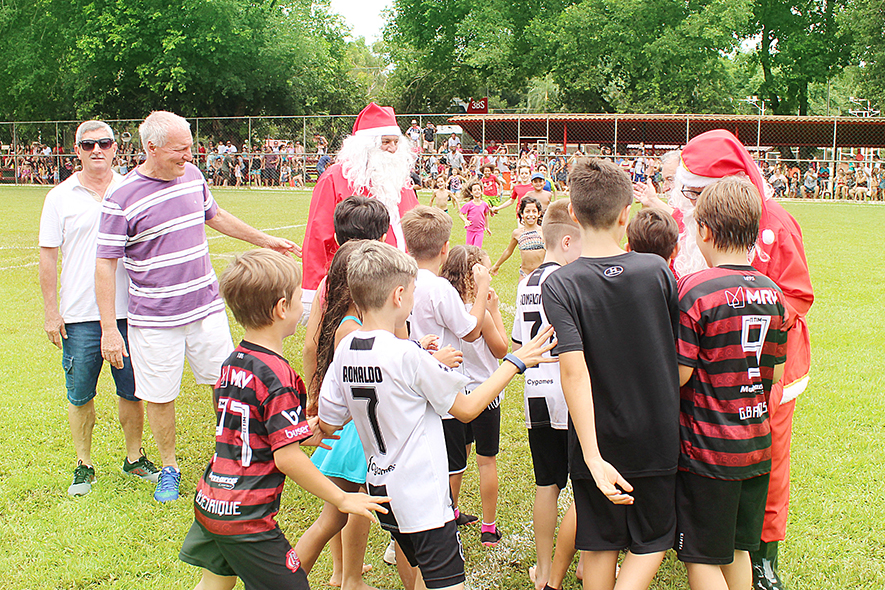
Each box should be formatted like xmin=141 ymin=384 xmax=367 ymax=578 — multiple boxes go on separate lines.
xmin=0 ymin=0 xmax=881 ymax=119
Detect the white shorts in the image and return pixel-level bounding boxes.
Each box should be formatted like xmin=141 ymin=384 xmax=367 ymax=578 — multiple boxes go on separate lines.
xmin=129 ymin=311 xmax=234 ymax=403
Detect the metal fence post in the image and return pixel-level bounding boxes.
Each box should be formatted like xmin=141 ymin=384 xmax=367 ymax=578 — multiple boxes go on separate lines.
xmin=482 ymin=118 xmax=486 ymax=149
xmin=830 ymin=117 xmax=838 ymax=198
xmin=302 ymin=116 xmax=307 ymax=186
xmin=685 ymin=115 xmax=690 ymax=145
xmin=613 ymin=117 xmax=618 ymax=154
xmin=12 ymin=122 xmax=17 ymax=186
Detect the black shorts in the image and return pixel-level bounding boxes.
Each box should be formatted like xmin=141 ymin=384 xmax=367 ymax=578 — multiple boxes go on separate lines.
xmin=468 ymin=404 xmax=501 ymax=457
xmin=675 ymin=471 xmax=770 ymax=564
xmin=179 ymin=521 xmax=308 ymax=590
xmin=392 ymin=520 xmax=465 ymax=589
xmin=443 ymin=418 xmax=468 ymax=474
xmin=573 ymin=474 xmax=676 ymax=554
xmin=528 ymin=427 xmax=569 ymax=489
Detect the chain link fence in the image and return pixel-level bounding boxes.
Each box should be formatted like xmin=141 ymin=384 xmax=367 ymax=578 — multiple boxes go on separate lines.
xmin=2 ymin=114 xmax=883 ymax=200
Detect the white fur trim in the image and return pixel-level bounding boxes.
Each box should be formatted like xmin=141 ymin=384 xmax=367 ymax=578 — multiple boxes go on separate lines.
xmin=780 ymin=374 xmax=809 ymax=404
xmin=676 ymin=165 xmax=719 ymax=189
xmin=354 ymin=126 xmax=402 ymax=137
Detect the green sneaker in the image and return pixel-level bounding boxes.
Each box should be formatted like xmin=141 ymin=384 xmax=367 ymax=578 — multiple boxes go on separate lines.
xmin=123 ymin=450 xmax=160 ymax=483
xmin=68 ymin=461 xmax=95 ymax=496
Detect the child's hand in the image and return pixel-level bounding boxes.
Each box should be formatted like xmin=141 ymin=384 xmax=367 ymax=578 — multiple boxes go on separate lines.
xmin=485 ymin=226 xmax=492 ymax=236
xmin=433 ymin=345 xmax=463 ymax=368
xmin=419 ymin=334 xmax=439 ymax=351
xmin=487 ymin=287 xmax=499 ymax=311
xmin=489 ymin=265 xmax=499 ymax=276
xmin=338 ymin=491 xmax=390 ymax=522
xmin=464 ymin=220 xmax=472 ymax=228
xmin=299 ymin=416 xmax=340 ymax=450
xmin=632 ymin=180 xmax=656 ymax=207
xmin=513 ymin=325 xmax=557 ymax=369
xmin=585 ymin=456 xmax=634 ymax=505
xmin=472 ymin=263 xmax=490 ymax=290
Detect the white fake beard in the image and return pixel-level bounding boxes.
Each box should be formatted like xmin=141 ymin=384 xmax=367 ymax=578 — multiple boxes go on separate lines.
xmin=669 ymin=181 xmax=709 ymax=278
xmin=338 ymin=135 xmax=416 ymax=225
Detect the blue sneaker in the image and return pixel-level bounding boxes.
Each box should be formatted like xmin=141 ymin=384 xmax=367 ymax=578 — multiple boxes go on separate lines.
xmin=153 ymin=466 xmax=181 ymax=502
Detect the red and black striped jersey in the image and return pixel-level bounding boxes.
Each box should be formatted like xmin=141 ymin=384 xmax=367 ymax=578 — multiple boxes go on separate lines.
xmin=677 ymin=265 xmax=788 ymax=480
xmin=194 ymin=341 xmax=311 ymax=538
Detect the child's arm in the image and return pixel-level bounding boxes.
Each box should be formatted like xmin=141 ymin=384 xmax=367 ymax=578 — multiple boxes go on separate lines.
xmin=449 ymin=190 xmax=462 ymax=211
xmin=493 ymin=197 xmax=515 ymax=213
xmin=480 ymin=289 xmax=508 ymax=359
xmin=559 ymin=351 xmax=635 ymax=505
xmin=273 ymin=444 xmax=387 ymax=520
xmin=490 ymin=230 xmax=519 ymax=275
xmin=484 ymin=207 xmax=492 ymax=235
xmin=678 ymin=364 xmax=694 ymax=386
xmin=448 ymin=325 xmax=555 ymax=422
xmin=302 ymin=288 xmax=325 ymax=414
xmin=462 ymin=264 xmax=491 ymax=342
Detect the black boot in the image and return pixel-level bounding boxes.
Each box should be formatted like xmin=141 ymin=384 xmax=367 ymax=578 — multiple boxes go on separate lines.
xmin=751 ymin=540 xmax=785 ymax=590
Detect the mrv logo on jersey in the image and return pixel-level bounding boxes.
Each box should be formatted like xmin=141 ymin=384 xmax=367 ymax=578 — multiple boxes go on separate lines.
xmin=343 ymin=366 xmax=383 ymax=384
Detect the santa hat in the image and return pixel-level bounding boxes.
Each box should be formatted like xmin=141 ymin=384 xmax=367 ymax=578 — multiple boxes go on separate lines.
xmin=352 ymin=102 xmax=402 ymax=137
xmin=676 ymin=129 xmax=767 ymax=199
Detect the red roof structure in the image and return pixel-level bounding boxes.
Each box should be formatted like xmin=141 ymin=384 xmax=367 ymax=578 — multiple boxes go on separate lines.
xmin=447 ymin=113 xmax=885 ymax=151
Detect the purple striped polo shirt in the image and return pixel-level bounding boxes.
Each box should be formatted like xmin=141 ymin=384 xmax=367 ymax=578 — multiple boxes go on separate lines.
xmin=97 ymin=163 xmax=224 ymax=329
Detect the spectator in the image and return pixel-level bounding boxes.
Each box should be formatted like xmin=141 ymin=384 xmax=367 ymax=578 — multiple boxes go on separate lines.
xmin=95 ymin=110 xmax=299 ymax=503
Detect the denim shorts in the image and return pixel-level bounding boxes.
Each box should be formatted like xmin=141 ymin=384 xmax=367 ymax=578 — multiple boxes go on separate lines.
xmin=62 ymin=319 xmax=137 ymax=406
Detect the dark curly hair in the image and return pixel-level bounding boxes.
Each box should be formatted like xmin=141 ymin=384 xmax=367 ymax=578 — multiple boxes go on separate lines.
xmin=309 ymin=240 xmax=363 ymax=405
xmin=518 ymin=195 xmax=542 ymax=223
xmin=440 ymin=244 xmax=484 ymax=303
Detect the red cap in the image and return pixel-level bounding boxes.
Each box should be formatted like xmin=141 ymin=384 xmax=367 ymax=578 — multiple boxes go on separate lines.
xmin=352 ymin=102 xmax=401 ymax=137
xmin=676 ymin=129 xmax=766 ymax=199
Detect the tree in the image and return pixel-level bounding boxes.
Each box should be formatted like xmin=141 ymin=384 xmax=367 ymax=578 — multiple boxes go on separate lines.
xmin=751 ymin=0 xmax=853 ymax=115
xmin=534 ymin=0 xmax=752 ymax=113
xmin=841 ymin=0 xmax=885 ymax=107
xmin=0 ymin=0 xmax=366 ymax=120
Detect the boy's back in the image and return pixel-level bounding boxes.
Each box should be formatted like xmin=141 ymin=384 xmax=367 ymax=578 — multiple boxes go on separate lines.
xmin=676 ymin=265 xmax=788 ymax=479
xmin=410 ymin=269 xmax=476 ymax=350
xmin=195 ymin=341 xmax=311 ymax=536
xmin=319 ymin=329 xmax=469 ymax=533
xmin=542 ymin=250 xmax=680 ymax=479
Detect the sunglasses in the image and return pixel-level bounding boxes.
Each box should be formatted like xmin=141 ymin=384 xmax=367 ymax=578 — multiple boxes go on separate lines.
xmin=78 ymin=138 xmax=114 ymax=151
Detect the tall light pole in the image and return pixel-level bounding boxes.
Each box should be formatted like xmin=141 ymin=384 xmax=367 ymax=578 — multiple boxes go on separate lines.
xmin=740 ymin=95 xmax=765 ymax=158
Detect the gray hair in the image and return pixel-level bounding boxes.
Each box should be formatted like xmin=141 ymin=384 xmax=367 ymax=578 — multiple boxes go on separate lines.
xmin=139 ymin=111 xmax=191 ymax=148
xmin=660 ymin=150 xmax=681 ymax=167
xmin=76 ymin=120 xmax=114 ymax=143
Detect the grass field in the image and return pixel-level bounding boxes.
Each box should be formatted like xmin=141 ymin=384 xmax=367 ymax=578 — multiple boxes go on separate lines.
xmin=0 ymin=185 xmax=882 ymax=589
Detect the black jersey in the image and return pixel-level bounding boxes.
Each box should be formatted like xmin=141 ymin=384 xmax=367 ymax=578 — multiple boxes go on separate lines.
xmin=542 ymin=252 xmax=680 ymax=479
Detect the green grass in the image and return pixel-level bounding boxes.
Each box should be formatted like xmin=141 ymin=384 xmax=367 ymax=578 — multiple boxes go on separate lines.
xmin=0 ymin=186 xmax=882 ymax=589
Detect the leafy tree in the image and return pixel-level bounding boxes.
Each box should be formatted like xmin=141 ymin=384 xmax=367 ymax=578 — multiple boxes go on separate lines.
xmin=534 ymin=0 xmax=752 ymax=113
xmin=0 ymin=0 xmax=366 ymax=120
xmin=750 ymin=0 xmax=853 ymax=115
xmin=841 ymin=0 xmax=885 ymax=107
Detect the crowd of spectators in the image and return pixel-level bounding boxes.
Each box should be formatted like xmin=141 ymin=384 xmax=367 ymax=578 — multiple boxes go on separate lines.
xmin=3 ymin=130 xmax=883 ymax=200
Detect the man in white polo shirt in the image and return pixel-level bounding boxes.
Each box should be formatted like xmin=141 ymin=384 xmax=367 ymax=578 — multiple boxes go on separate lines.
xmin=96 ymin=111 xmax=299 ymax=502
xmin=39 ymin=120 xmax=159 ymax=496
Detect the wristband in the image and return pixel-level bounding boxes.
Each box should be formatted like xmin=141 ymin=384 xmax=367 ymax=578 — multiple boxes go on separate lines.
xmin=504 ymin=353 xmax=527 ymax=374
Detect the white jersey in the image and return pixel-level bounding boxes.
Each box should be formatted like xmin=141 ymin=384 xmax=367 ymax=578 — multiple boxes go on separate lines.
xmin=409 ymin=269 xmax=478 ymax=351
xmin=319 ymin=330 xmax=470 ymax=533
xmin=512 ymin=262 xmax=568 ymax=429
xmin=460 ymin=302 xmax=501 ymax=408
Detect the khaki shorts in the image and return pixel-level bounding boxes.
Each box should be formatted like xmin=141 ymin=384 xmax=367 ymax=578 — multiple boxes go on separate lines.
xmin=130 ymin=311 xmax=233 ymax=403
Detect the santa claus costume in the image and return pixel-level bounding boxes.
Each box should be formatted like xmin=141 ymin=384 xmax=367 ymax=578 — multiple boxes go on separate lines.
xmin=676 ymin=130 xmax=814 ymax=590
xmin=301 ymin=103 xmax=419 ymax=313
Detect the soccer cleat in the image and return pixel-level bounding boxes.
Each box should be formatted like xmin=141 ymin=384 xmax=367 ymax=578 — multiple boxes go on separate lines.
xmin=153 ymin=466 xmax=181 ymax=502
xmin=68 ymin=461 xmax=96 ymax=496
xmin=383 ymin=538 xmax=397 ymax=565
xmin=751 ymin=541 xmax=785 ymax=590
xmin=455 ymin=511 xmax=478 ymax=526
xmin=481 ymin=526 xmax=502 ymax=547
xmin=123 ymin=449 xmax=160 ymax=483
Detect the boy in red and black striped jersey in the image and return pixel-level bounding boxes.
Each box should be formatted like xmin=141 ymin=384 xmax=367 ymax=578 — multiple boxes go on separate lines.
xmin=675 ymin=178 xmax=788 ymax=590
xmin=179 ymin=249 xmax=387 ymax=590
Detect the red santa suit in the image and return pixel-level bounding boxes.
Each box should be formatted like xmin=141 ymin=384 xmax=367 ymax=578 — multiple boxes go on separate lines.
xmin=300 ymin=102 xmax=420 ymax=301
xmin=678 ymin=129 xmax=813 ymax=542
xmin=301 ymin=163 xmax=418 ymax=292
